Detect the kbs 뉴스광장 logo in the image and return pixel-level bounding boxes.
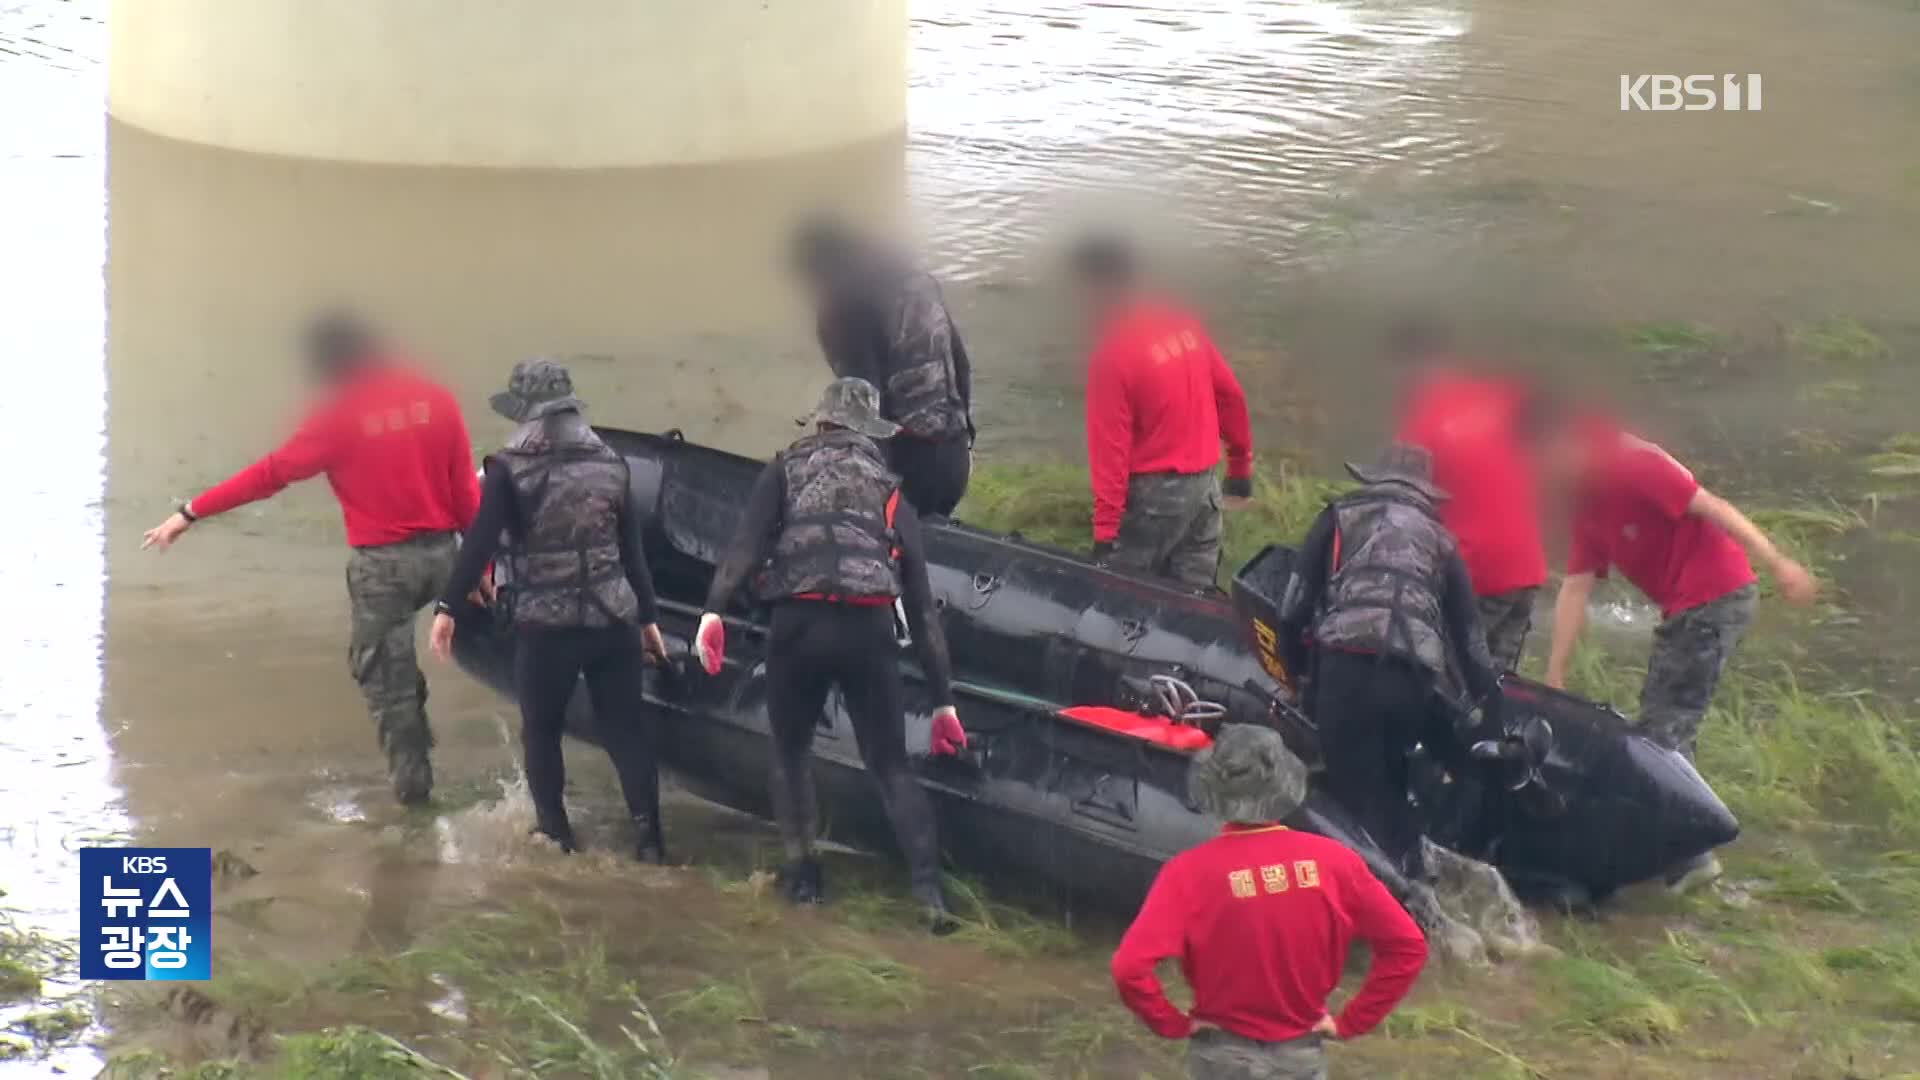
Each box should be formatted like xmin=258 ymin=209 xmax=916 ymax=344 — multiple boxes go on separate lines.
xmin=79 ymin=847 xmax=212 ymax=981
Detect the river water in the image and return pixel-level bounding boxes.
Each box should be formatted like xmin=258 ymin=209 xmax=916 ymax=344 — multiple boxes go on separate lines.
xmin=3 ymin=0 xmax=1918 ymax=1071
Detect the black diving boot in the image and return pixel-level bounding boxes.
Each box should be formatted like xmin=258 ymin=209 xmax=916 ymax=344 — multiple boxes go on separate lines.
xmin=911 ymin=871 xmax=959 ymax=936
xmin=634 ymin=818 xmax=666 ymax=865
xmin=531 ymin=817 xmax=578 ymax=854
xmin=779 ymin=857 xmax=825 ymax=906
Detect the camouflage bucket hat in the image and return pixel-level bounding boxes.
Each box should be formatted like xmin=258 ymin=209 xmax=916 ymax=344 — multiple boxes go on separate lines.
xmin=806 ymin=376 xmax=900 ymax=440
xmin=1345 ymin=441 xmax=1447 ymax=500
xmin=1188 ymin=724 xmax=1309 ymax=824
xmin=490 ymin=358 xmax=586 ymax=423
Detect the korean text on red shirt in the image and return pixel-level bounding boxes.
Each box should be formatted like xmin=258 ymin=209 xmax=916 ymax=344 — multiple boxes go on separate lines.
xmin=1085 ymin=300 xmax=1254 ymax=543
xmin=1110 ymin=825 xmax=1427 ymax=1043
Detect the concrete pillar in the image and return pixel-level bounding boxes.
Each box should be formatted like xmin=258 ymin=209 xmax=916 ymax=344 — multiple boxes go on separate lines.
xmin=108 ymin=0 xmax=908 ymax=167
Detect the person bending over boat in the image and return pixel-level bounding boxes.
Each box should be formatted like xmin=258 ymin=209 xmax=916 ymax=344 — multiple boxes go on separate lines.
xmin=696 ymin=377 xmax=969 ymax=930
xmin=791 ymin=216 xmax=975 ymax=518
xmin=142 ymin=312 xmax=480 ymax=807
xmin=1070 ymin=233 xmax=1255 ymax=589
xmin=1274 ymin=443 xmax=1504 ymax=887
xmin=427 ymin=359 xmax=672 ymax=861
xmin=1537 ymin=414 xmax=1815 ymax=892
xmin=1112 ymin=724 xmax=1428 ymax=1080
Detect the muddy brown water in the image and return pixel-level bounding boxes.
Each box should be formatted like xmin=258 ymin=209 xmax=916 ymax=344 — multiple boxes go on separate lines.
xmin=4 ymin=0 xmax=1919 ymax=1072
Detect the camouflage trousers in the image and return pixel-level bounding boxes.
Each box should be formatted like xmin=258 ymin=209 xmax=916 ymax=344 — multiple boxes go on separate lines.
xmin=1639 ymin=584 xmax=1758 ymax=760
xmin=346 ymin=532 xmax=459 ymax=804
xmin=1187 ymin=1028 xmax=1327 ymax=1080
xmin=1476 ymin=587 xmax=1539 ymax=672
xmin=1109 ymin=471 xmax=1224 ymax=589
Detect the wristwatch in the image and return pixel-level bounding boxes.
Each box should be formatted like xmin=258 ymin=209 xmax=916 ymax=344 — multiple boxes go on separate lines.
xmin=434 ymin=600 xmax=455 ymax=616
xmin=176 ymin=502 xmax=199 ymax=523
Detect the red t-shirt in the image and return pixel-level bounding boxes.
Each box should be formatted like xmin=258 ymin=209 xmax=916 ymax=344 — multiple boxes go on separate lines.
xmin=1085 ymin=299 xmax=1254 ymax=543
xmin=1568 ymin=432 xmax=1755 ymax=617
xmin=1397 ymin=370 xmax=1547 ymax=597
xmin=192 ymin=363 xmax=481 ymax=548
xmin=1111 ymin=825 xmax=1427 ymax=1043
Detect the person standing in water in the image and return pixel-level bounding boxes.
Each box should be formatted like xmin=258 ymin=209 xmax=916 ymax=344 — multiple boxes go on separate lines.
xmin=142 ymin=313 xmax=480 ymax=807
xmin=428 ymin=359 xmax=672 ymax=861
xmin=1391 ymin=320 xmax=1548 ymax=672
xmin=791 ymin=216 xmax=975 ymax=518
xmin=1538 ymin=415 xmax=1816 ymax=891
xmin=1112 ymin=724 xmax=1428 ymax=1080
xmin=695 ymin=377 xmax=968 ymax=929
xmin=1070 ymin=233 xmax=1255 ymax=588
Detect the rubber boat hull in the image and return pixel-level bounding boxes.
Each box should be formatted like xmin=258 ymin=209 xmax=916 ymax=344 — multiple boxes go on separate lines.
xmin=451 ymin=429 xmax=1740 ymax=907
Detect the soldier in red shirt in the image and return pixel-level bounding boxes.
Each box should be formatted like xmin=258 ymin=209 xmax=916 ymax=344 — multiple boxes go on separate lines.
xmin=1071 ymin=235 xmax=1255 ymax=588
xmin=1538 ymin=418 xmax=1816 ymax=889
xmin=1392 ymin=323 xmax=1548 ymax=671
xmin=142 ymin=314 xmax=481 ymax=805
xmin=1112 ymin=724 xmax=1427 ymax=1079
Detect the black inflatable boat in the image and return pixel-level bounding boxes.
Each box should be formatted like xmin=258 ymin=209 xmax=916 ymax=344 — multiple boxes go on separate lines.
xmin=450 ymin=429 xmax=1739 ymax=907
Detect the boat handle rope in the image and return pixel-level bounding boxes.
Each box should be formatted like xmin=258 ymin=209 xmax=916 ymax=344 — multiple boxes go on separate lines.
xmin=1149 ymin=674 xmax=1227 ymax=727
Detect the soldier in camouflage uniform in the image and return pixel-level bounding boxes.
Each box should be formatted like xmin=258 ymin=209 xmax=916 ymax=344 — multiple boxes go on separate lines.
xmin=1539 ymin=422 xmax=1815 ymax=890
xmin=1274 ymin=443 xmax=1504 ymax=884
xmin=429 ymin=359 xmax=673 ymax=859
xmin=792 ymin=218 xmax=976 ymax=517
xmin=1070 ymin=233 xmax=1256 ymax=589
xmin=142 ymin=313 xmax=479 ymax=807
xmin=699 ymin=378 xmax=969 ymax=929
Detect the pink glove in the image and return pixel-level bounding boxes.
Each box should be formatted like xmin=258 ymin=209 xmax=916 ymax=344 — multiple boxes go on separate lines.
xmin=696 ymin=613 xmax=726 ymax=675
xmin=930 ymin=706 xmax=968 ymax=756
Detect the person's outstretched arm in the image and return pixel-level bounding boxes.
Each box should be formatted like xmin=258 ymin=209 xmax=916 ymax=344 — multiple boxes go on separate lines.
xmin=1687 ymin=488 xmax=1816 ymax=604
xmin=1210 ymin=345 xmax=1254 ymax=499
xmin=1544 ymin=572 xmax=1595 ymax=689
xmin=893 ymin=502 xmax=955 ymax=707
xmin=440 ymin=460 xmax=514 ymax=610
xmin=704 ymin=462 xmax=786 ymax=614
xmin=1441 ymin=550 xmax=1503 ymax=696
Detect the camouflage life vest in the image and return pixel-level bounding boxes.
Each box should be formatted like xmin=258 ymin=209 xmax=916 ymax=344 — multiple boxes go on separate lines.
xmin=880 ymin=269 xmax=970 ymax=441
xmin=494 ymin=412 xmax=640 ymax=629
xmin=1312 ymin=485 xmax=1458 ymax=688
xmin=759 ymin=430 xmax=904 ymax=602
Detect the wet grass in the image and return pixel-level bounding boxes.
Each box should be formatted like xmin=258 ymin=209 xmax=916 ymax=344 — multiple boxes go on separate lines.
xmin=1624 ymin=320 xmax=1726 ymax=363
xmin=1790 ymin=316 xmax=1892 ymax=365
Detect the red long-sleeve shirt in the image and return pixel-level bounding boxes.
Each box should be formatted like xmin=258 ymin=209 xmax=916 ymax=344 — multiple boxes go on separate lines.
xmin=1086 ymin=299 xmax=1254 ymax=543
xmin=191 ymin=362 xmax=481 ymax=548
xmin=1111 ymin=825 xmax=1427 ymax=1043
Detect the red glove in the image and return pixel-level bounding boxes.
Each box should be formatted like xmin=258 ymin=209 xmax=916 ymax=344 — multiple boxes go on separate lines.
xmin=930 ymin=706 xmax=968 ymax=756
xmin=696 ymin=613 xmax=725 ymax=675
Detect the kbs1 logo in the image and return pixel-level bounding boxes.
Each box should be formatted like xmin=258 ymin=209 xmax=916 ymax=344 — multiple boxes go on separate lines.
xmin=80 ymin=848 xmax=212 ymax=981
xmin=1619 ymin=74 xmax=1763 ymax=112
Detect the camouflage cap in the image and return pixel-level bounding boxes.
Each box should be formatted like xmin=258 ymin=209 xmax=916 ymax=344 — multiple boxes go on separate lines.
xmin=806 ymin=377 xmax=900 ymax=440
xmin=1344 ymin=441 xmax=1447 ymax=500
xmin=490 ymin=358 xmax=586 ymax=423
xmin=1188 ymin=724 xmax=1308 ymax=824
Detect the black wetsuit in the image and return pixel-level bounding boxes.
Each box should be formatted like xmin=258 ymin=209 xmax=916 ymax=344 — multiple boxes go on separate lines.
xmin=706 ymin=462 xmax=955 ymax=887
xmin=443 ymin=460 xmax=663 ymax=853
xmin=817 ymin=286 xmax=975 ymax=518
xmin=1277 ymin=502 xmax=1500 ymax=881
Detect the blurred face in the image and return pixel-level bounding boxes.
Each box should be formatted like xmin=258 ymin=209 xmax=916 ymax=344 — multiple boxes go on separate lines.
xmin=1535 ymin=425 xmax=1591 ymax=491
